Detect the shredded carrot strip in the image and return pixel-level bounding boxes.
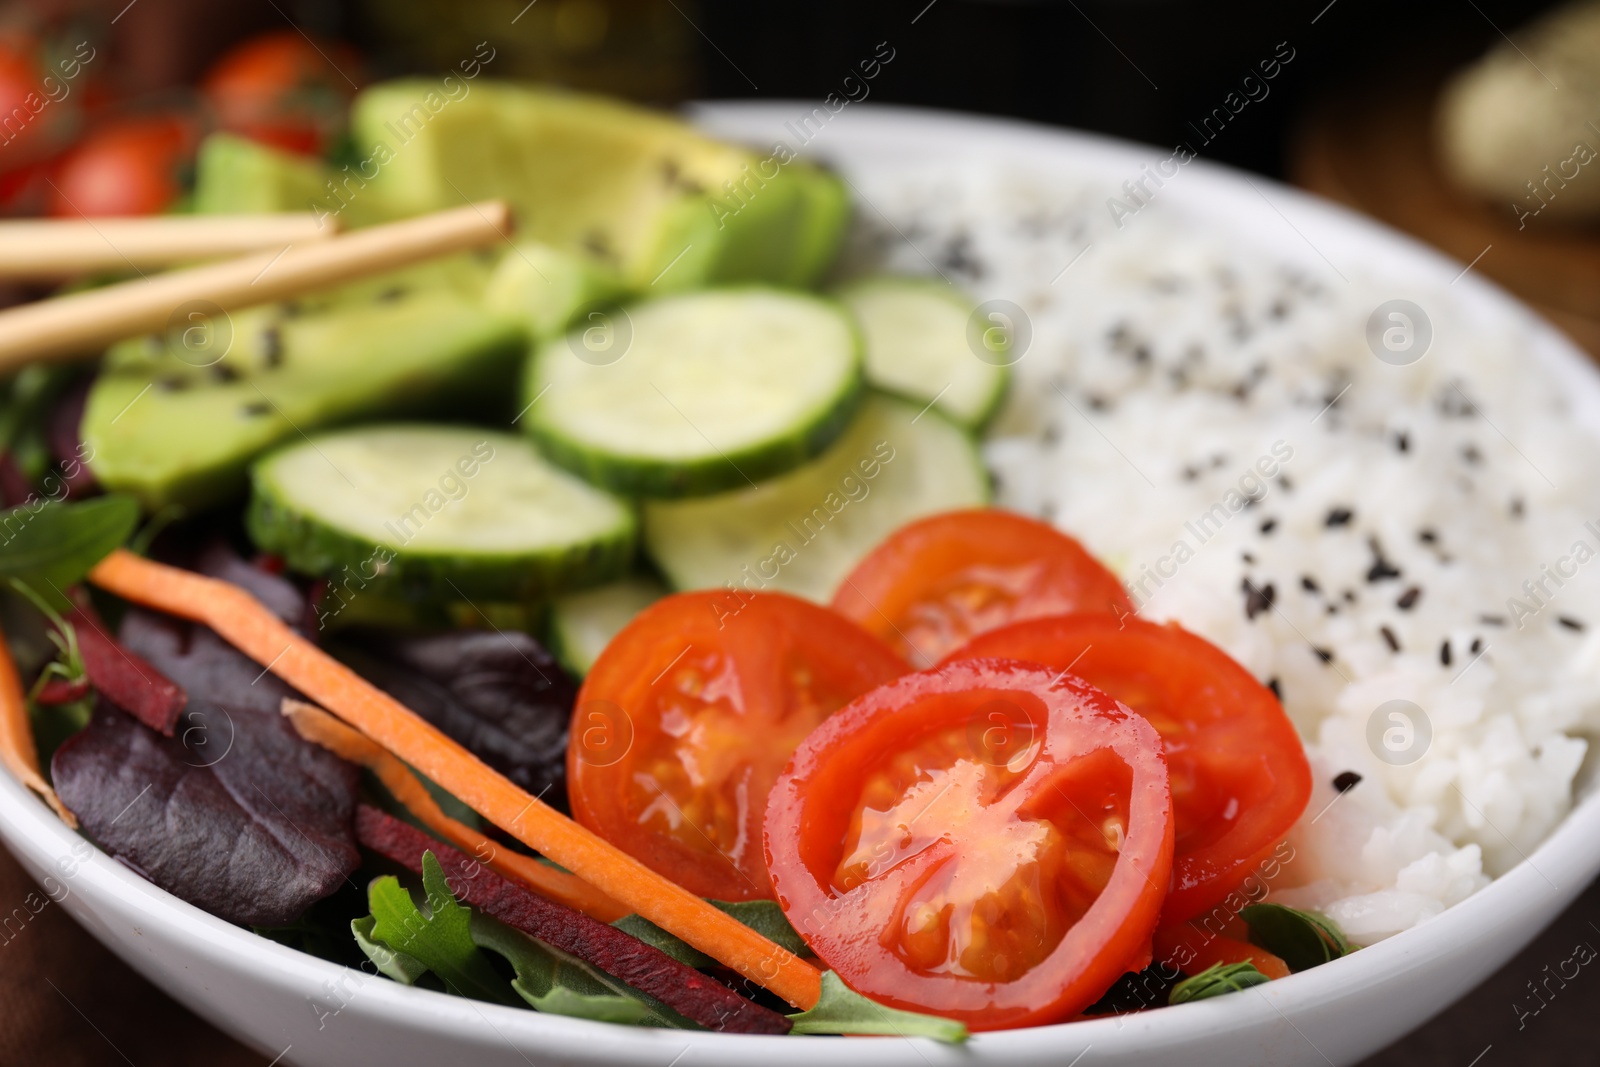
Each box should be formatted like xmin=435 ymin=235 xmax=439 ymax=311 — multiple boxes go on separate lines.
xmin=282 ymin=698 xmax=630 ymax=923
xmin=0 ymin=634 xmax=76 ymax=827
xmin=90 ymin=550 xmax=822 ymax=1010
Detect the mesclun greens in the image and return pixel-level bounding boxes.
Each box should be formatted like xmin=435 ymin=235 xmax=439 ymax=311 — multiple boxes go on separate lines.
xmin=612 ymin=899 xmax=811 ymax=969
xmin=361 ymin=852 xmax=667 ymax=1024
xmin=1168 ymin=962 xmax=1272 ymax=1005
xmin=788 ymin=972 xmax=969 ymax=1041
xmin=1240 ymin=903 xmax=1355 ymax=972
xmin=0 ymin=495 xmax=139 ymax=607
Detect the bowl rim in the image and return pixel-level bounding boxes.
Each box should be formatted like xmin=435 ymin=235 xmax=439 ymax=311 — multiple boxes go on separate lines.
xmin=4 ymin=99 xmax=1600 ymax=1064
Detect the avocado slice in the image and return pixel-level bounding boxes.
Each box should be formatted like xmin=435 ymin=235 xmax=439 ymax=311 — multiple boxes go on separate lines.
xmin=349 ymin=81 xmax=848 ymax=291
xmin=81 ymin=292 xmax=526 ymax=512
xmin=193 ymin=133 xmax=333 ymax=217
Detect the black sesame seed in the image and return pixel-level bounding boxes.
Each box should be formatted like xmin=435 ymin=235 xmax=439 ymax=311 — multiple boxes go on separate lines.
xmin=1332 ymin=770 xmax=1363 ymax=793
xmin=1366 ymin=538 xmax=1402 ymax=583
xmin=1278 ymin=475 xmax=1294 ymax=492
xmin=1396 ymin=586 xmax=1421 ymax=610
xmin=1086 ymin=393 xmax=1110 ymax=412
xmin=1242 ymin=579 xmax=1276 ymax=621
xmin=1301 ymin=575 xmax=1321 ymax=593
xmin=1325 ymin=508 xmax=1354 ymax=528
xmin=209 ymin=363 xmax=240 ymax=383
xmin=1559 ymin=616 xmax=1586 ymax=632
xmin=1460 ymin=443 xmax=1482 ymax=465
xmin=1510 ymin=496 xmax=1525 ymax=519
xmin=1265 ymin=677 xmax=1282 ymax=701
xmin=377 ymin=286 xmax=408 ymax=302
xmin=1478 ymin=614 xmax=1507 ymax=626
xmin=260 ymin=326 xmax=284 ymax=367
xmin=1394 ymin=431 xmax=1410 ymax=453
xmin=1313 ymin=646 xmax=1334 ymax=664
xmin=1242 ymin=551 xmax=1257 ymax=564
xmin=1260 ymin=518 xmax=1278 ymax=535
xmin=153 ymin=376 xmax=188 ymax=392
xmin=1470 ymin=637 xmax=1484 ymax=655
xmin=1381 ymin=626 xmax=1400 ymax=652
xmin=1181 ymin=464 xmax=1200 ymax=482
xmin=240 ymin=401 xmax=271 ymax=417
xmin=1418 ymin=529 xmax=1438 ymax=544
xmin=1343 ymin=589 xmax=1358 ymax=604
xmin=1440 ymin=640 xmax=1452 ymax=667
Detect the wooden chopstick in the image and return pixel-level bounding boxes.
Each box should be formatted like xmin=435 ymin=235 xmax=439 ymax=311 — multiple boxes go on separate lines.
xmin=0 ymin=214 xmax=340 ymax=279
xmin=0 ymin=201 xmax=513 ymax=371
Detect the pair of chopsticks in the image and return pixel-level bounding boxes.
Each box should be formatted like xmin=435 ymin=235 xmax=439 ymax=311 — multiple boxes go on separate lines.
xmin=0 ymin=202 xmax=514 ymax=371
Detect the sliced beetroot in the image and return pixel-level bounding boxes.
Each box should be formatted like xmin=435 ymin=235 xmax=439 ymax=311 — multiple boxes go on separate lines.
xmin=45 ymin=375 xmax=96 ymax=498
xmin=354 ymin=805 xmax=791 ymax=1035
xmin=35 ymin=675 xmax=89 ymax=705
xmin=68 ymin=602 xmax=186 ymax=735
xmin=53 ymin=700 xmax=360 ymax=927
xmin=333 ymin=629 xmax=575 ymax=811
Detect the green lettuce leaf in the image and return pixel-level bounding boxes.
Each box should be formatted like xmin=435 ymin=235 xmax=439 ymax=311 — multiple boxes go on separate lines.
xmin=365 ymin=852 xmax=518 ymax=1005
xmin=788 ymin=972 xmax=967 ymax=1042
xmin=1168 ymin=961 xmax=1271 ymax=1004
xmin=469 ymin=913 xmax=661 ymax=1025
xmin=351 ymin=915 xmax=431 ymax=984
xmin=0 ymin=495 xmax=139 ymax=605
xmin=612 ymin=899 xmax=811 ymax=969
xmin=1240 ymin=903 xmax=1354 ymax=972
xmin=358 ymin=850 xmax=681 ymax=1026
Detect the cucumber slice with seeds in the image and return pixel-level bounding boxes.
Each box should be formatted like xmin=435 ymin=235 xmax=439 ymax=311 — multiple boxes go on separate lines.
xmin=643 ymin=394 xmax=989 ymax=602
xmin=549 ymin=574 xmax=668 ymax=675
xmin=525 ymin=288 xmax=863 ymax=498
xmin=248 ymin=425 xmax=635 ymax=603
xmin=837 ymin=276 xmax=1011 ymax=430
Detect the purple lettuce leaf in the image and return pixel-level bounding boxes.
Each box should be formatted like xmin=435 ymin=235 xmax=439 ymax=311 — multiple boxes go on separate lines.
xmin=331 ymin=628 xmax=576 ymax=812
xmin=52 ymin=698 xmax=360 ymax=927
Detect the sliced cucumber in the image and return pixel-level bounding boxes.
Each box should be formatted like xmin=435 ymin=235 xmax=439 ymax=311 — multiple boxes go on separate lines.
xmin=643 ymin=393 xmax=989 ymax=601
xmin=549 ymin=574 xmax=667 ymax=675
xmin=525 ymin=288 xmax=863 ymax=497
xmin=247 ymin=425 xmax=636 ymax=602
xmin=837 ymin=276 xmax=1011 ymax=430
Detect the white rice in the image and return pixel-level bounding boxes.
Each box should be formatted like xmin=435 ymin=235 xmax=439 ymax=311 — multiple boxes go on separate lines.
xmin=838 ymin=162 xmax=1600 ymax=946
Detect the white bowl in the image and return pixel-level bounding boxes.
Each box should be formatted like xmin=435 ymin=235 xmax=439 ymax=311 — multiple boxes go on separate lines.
xmin=5 ymin=102 xmax=1599 ymax=1067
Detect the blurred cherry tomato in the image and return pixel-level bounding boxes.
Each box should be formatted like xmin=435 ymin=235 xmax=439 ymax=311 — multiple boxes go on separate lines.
xmin=201 ymin=31 xmax=358 ymax=156
xmin=0 ymin=30 xmax=79 ymax=173
xmin=48 ymin=114 xmax=196 ymax=217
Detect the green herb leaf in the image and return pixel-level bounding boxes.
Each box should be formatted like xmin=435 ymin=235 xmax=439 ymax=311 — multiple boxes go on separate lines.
xmin=0 ymin=495 xmax=139 ymax=604
xmin=788 ymin=972 xmax=968 ymax=1042
xmin=469 ymin=913 xmax=659 ymax=1026
xmin=357 ymin=851 xmax=679 ymax=1027
xmin=1168 ymin=961 xmax=1272 ymax=1004
xmin=1239 ymin=903 xmax=1354 ymax=972
xmin=611 ymin=899 xmax=811 ymax=970
xmin=365 ymin=852 xmax=518 ymax=1005
xmin=351 ymin=915 xmax=431 ymax=985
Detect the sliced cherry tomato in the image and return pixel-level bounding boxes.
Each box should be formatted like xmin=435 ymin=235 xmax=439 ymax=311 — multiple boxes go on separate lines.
xmin=1154 ymin=921 xmax=1290 ymax=981
xmin=944 ymin=615 xmax=1311 ymax=924
xmin=201 ymin=31 xmax=359 ymax=156
xmin=567 ymin=590 xmax=907 ymax=901
xmin=830 ymin=509 xmax=1132 ymax=668
xmin=48 ymin=114 xmax=196 ymax=217
xmin=765 ymin=658 xmax=1173 ymax=1030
